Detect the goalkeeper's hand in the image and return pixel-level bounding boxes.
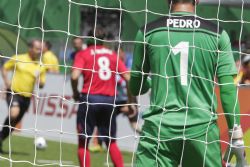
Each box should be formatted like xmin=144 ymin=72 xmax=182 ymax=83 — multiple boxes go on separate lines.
xmin=223 ymin=125 xmax=248 ymax=167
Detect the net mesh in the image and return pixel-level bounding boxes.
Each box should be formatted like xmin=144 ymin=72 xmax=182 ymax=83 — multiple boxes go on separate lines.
xmin=0 ymin=0 xmax=249 ymax=167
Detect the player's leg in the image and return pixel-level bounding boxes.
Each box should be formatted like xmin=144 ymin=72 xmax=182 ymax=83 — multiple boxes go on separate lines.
xmin=97 ymin=95 xmax=124 ymax=167
xmin=0 ymin=93 xmax=20 ymax=140
xmin=181 ymin=123 xmax=222 ymax=167
xmin=76 ymin=94 xmax=95 ymax=167
xmin=0 ymin=110 xmax=21 ymax=153
xmin=89 ymin=127 xmax=103 ymax=153
xmin=11 ymin=96 xmax=30 ymax=128
xmin=107 ymin=116 xmax=124 ymax=167
xmin=0 ymin=94 xmax=30 ymax=153
xmin=135 ymin=123 xmax=181 ymax=167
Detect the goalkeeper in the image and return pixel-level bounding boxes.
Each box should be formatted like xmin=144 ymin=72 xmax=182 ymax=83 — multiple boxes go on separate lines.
xmin=0 ymin=40 xmax=46 ymax=153
xmin=130 ymin=0 xmax=246 ymax=167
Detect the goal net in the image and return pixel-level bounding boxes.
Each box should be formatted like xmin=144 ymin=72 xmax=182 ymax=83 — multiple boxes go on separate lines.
xmin=0 ymin=0 xmax=249 ymax=167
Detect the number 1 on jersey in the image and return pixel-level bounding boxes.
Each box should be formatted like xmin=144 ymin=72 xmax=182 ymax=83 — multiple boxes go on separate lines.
xmin=171 ymin=42 xmax=189 ymax=86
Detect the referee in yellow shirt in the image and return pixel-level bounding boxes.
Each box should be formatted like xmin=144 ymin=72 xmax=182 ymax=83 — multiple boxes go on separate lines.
xmin=0 ymin=40 xmax=46 ymax=153
xmin=42 ymin=41 xmax=59 ymax=73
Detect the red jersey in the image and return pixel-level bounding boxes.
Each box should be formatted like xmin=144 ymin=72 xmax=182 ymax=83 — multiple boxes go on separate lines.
xmin=73 ymin=45 xmax=128 ymax=96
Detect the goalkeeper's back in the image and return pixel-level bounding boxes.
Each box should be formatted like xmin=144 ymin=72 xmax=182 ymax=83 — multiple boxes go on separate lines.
xmin=132 ymin=12 xmax=237 ymax=126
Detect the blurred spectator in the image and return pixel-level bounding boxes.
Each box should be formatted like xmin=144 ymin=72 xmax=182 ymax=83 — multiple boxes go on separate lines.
xmin=42 ymin=41 xmax=59 ymax=73
xmin=70 ymin=37 xmax=84 ymax=61
xmin=235 ymin=54 xmax=250 ymax=85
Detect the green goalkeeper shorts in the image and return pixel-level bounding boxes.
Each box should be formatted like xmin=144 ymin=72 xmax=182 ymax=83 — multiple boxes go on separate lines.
xmin=135 ymin=123 xmax=222 ymax=167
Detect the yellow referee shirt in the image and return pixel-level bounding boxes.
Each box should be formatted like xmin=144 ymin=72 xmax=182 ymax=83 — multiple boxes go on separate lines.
xmin=42 ymin=51 xmax=59 ymax=72
xmin=3 ymin=53 xmax=46 ymax=97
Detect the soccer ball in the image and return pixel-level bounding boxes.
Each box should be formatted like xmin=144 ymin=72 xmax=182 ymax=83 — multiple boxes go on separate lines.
xmin=34 ymin=137 xmax=47 ymax=150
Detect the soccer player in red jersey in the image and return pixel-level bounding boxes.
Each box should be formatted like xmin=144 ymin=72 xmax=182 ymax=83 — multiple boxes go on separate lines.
xmin=71 ymin=28 xmax=130 ymax=167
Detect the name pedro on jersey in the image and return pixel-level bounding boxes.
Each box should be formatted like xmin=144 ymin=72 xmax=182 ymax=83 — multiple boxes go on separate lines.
xmin=167 ymin=18 xmax=201 ymax=28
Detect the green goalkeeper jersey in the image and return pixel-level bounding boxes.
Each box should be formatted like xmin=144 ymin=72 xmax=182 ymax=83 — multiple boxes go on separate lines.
xmin=131 ymin=12 xmax=237 ymax=139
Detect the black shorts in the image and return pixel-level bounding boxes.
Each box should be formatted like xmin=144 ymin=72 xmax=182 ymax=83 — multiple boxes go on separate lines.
xmin=6 ymin=91 xmax=31 ymax=113
xmin=77 ymin=94 xmax=116 ymax=143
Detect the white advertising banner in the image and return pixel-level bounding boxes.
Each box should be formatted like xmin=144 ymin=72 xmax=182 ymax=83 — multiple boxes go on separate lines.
xmin=0 ymin=74 xmax=149 ymax=151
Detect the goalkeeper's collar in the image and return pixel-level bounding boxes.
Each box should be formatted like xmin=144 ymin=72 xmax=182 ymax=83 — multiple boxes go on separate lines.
xmin=170 ymin=11 xmax=195 ymax=16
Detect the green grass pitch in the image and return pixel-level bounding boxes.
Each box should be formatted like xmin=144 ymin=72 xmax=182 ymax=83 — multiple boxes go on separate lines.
xmin=1 ymin=133 xmax=250 ymax=167
xmin=0 ymin=135 xmax=133 ymax=167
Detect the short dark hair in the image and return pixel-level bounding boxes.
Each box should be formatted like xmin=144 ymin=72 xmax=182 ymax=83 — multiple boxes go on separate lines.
xmin=86 ymin=27 xmax=106 ymax=46
xmin=44 ymin=40 xmax=52 ymax=50
xmin=87 ymin=27 xmax=106 ymax=40
xmin=168 ymin=0 xmax=196 ymax=5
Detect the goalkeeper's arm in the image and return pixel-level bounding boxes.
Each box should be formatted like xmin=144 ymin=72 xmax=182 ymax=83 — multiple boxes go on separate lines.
xmin=219 ymin=75 xmax=247 ymax=167
xmin=218 ymin=75 xmax=240 ymax=129
xmin=129 ymin=75 xmax=151 ymax=96
xmin=129 ymin=30 xmax=151 ymax=96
